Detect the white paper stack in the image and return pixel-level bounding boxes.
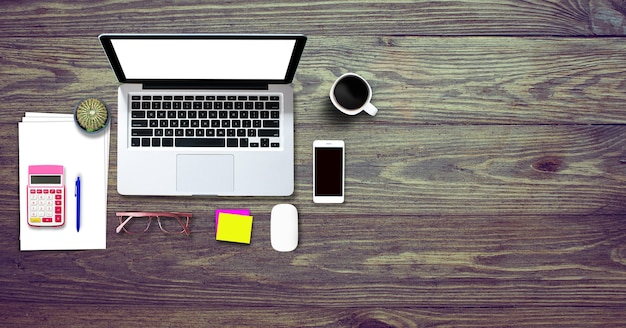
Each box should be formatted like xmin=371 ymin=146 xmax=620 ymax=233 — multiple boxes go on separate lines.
xmin=18 ymin=113 xmax=110 ymax=251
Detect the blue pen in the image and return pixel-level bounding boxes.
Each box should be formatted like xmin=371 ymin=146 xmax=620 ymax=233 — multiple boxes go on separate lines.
xmin=75 ymin=176 xmax=81 ymax=232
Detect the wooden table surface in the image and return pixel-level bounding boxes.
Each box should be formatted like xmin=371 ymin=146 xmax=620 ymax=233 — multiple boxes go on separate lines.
xmin=2 ymin=1 xmax=626 ymax=326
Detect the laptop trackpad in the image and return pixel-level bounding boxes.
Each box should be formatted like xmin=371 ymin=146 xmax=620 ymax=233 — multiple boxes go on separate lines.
xmin=177 ymin=155 xmax=234 ymax=194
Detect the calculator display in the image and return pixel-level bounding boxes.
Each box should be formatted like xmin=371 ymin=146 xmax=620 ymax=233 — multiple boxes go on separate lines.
xmin=30 ymin=175 xmax=62 ymax=185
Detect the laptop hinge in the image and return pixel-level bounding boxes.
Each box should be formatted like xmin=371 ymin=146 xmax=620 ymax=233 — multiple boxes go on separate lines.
xmin=142 ymin=82 xmax=269 ymax=90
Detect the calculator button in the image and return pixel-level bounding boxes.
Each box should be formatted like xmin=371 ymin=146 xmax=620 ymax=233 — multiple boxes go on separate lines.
xmin=37 ymin=189 xmax=42 ymax=194
xmin=43 ymin=218 xmax=52 ymax=223
xmin=55 ymin=195 xmax=62 ymax=200
xmin=55 ymin=215 xmax=62 ymax=222
xmin=30 ymin=189 xmax=35 ymax=194
xmin=56 ymin=189 xmax=62 ymax=193
xmin=30 ymin=218 xmax=42 ymax=223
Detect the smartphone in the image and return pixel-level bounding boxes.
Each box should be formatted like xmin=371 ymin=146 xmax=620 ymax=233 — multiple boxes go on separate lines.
xmin=313 ymin=140 xmax=345 ymax=203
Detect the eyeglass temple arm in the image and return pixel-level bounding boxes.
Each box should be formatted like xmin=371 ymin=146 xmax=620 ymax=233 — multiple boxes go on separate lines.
xmin=116 ymin=215 xmax=135 ymax=233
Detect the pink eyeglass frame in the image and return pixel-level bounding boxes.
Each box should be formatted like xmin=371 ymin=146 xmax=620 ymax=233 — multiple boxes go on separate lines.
xmin=115 ymin=212 xmax=192 ymax=235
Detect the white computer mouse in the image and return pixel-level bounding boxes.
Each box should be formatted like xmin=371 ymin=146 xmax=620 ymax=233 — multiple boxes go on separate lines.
xmin=271 ymin=204 xmax=298 ymax=252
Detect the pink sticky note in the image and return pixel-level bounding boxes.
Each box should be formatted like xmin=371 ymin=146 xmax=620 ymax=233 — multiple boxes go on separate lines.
xmin=216 ymin=209 xmax=250 ymax=234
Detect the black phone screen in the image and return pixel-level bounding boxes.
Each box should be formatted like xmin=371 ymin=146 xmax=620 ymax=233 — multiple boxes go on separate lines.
xmin=314 ymin=147 xmax=344 ymax=196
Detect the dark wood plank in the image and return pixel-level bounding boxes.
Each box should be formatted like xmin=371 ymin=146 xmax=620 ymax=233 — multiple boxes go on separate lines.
xmin=2 ymin=122 xmax=625 ymax=312
xmin=1 ymin=0 xmax=625 ymax=37
xmin=1 ymin=304 xmax=626 ymax=327
xmin=3 ymin=2 xmax=626 ymax=326
xmin=3 ymin=36 xmax=626 ymax=124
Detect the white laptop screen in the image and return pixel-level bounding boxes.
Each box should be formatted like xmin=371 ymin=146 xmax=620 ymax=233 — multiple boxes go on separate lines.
xmin=99 ymin=34 xmax=307 ymax=84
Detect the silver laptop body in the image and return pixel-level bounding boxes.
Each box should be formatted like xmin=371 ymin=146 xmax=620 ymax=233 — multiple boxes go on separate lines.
xmin=99 ymin=34 xmax=307 ymax=196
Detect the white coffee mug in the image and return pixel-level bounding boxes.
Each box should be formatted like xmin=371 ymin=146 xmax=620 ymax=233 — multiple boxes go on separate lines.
xmin=329 ymin=73 xmax=378 ymax=116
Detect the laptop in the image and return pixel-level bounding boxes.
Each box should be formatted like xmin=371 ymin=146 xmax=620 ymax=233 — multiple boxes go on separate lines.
xmin=99 ymin=34 xmax=307 ymax=196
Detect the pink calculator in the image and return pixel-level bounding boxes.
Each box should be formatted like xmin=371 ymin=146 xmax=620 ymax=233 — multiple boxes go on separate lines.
xmin=27 ymin=165 xmax=65 ymax=227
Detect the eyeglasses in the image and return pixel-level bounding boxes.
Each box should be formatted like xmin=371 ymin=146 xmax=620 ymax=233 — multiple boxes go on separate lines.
xmin=115 ymin=212 xmax=191 ymax=235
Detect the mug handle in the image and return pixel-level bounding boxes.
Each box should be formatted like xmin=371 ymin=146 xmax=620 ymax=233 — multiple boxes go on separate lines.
xmin=363 ymin=102 xmax=378 ymax=116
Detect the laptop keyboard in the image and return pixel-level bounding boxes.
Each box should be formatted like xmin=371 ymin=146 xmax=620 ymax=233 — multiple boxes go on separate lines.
xmin=129 ymin=94 xmax=282 ymax=148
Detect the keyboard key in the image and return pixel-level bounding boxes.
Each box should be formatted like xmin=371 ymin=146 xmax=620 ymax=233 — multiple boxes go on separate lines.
xmin=176 ymin=138 xmax=226 ymax=147
xmin=132 ymin=120 xmax=148 ymax=127
xmin=227 ymin=138 xmax=238 ymax=147
xmin=266 ymin=102 xmax=279 ymax=109
xmin=263 ymin=120 xmax=280 ymax=128
xmin=132 ymin=111 xmax=145 ymax=118
xmin=259 ymin=129 xmax=279 ymax=137
xmin=162 ymin=138 xmax=174 ymax=147
xmin=131 ymin=138 xmax=140 ymax=146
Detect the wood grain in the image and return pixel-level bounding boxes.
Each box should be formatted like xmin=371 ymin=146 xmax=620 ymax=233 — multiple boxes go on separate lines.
xmin=2 ymin=304 xmax=626 ymax=327
xmin=3 ymin=36 xmax=626 ymax=124
xmin=2 ymin=1 xmax=626 ymax=326
xmin=1 ymin=0 xmax=625 ymax=37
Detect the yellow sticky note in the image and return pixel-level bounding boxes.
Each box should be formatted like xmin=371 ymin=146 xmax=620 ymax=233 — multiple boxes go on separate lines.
xmin=216 ymin=213 xmax=253 ymax=244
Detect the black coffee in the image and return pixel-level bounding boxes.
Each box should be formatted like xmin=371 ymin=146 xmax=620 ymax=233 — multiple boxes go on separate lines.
xmin=333 ymin=76 xmax=369 ymax=110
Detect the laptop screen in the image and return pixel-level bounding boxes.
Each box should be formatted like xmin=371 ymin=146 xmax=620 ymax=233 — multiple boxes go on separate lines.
xmin=99 ymin=34 xmax=307 ymax=84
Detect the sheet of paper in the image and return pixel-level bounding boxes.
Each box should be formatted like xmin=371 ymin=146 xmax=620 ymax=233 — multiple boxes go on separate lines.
xmin=18 ymin=116 xmax=109 ymax=250
xmin=215 ymin=213 xmax=253 ymax=244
